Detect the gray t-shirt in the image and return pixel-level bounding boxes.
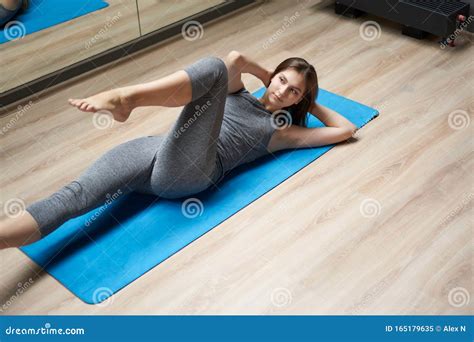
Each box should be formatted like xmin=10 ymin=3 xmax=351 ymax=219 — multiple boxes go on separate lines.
xmin=216 ymin=87 xmax=276 ymax=180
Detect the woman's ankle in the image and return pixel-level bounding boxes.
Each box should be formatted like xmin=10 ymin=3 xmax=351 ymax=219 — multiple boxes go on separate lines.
xmin=0 ymin=213 xmax=42 ymax=249
xmin=116 ymin=87 xmax=136 ymax=112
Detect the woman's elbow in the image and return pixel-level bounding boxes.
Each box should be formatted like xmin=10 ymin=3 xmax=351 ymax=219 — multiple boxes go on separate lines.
xmin=227 ymin=50 xmax=241 ymax=63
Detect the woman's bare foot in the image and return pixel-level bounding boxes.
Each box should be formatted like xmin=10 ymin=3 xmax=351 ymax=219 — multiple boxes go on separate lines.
xmin=68 ymin=88 xmax=134 ymax=122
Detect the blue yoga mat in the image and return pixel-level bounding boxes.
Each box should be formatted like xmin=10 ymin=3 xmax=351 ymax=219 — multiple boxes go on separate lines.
xmin=0 ymin=0 xmax=109 ymax=44
xmin=21 ymin=88 xmax=378 ymax=304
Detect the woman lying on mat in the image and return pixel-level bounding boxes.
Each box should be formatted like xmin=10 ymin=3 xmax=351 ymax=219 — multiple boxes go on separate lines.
xmin=0 ymin=51 xmax=357 ymax=249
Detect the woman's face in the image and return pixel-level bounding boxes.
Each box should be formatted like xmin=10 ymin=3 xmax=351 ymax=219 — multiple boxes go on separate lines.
xmin=267 ymin=68 xmax=306 ymax=109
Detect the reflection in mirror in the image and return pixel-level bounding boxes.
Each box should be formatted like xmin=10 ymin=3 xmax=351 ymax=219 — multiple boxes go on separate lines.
xmin=137 ymin=0 xmax=225 ymax=36
xmin=0 ymin=0 xmax=140 ymax=94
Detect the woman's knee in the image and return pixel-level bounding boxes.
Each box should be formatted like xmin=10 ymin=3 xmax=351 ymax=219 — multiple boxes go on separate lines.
xmin=186 ymin=56 xmax=228 ymax=99
xmin=206 ymin=56 xmax=228 ymax=82
xmin=202 ymin=56 xmax=228 ymax=99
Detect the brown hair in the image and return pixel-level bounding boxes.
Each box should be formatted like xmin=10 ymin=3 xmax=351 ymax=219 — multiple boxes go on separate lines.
xmin=269 ymin=57 xmax=318 ymax=127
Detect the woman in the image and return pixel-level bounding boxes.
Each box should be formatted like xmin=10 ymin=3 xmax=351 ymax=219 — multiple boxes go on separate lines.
xmin=0 ymin=51 xmax=357 ymax=249
xmin=0 ymin=0 xmax=28 ymax=27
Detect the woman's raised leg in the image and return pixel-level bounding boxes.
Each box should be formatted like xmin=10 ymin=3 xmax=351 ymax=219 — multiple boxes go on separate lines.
xmin=68 ymin=70 xmax=193 ymax=122
xmin=68 ymin=53 xmax=241 ymax=123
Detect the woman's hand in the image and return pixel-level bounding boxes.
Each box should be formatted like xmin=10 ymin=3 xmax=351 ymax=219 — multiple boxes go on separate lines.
xmin=227 ymin=51 xmax=274 ymax=89
xmin=225 ymin=51 xmax=245 ymax=94
xmin=263 ymin=68 xmax=274 ymax=88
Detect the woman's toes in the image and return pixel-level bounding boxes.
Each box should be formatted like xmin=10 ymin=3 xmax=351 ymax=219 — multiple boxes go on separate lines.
xmin=86 ymin=104 xmax=96 ymax=112
xmin=79 ymin=102 xmax=89 ymax=111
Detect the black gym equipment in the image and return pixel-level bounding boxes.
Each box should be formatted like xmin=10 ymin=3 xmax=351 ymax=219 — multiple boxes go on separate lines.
xmin=335 ymin=0 xmax=471 ymax=46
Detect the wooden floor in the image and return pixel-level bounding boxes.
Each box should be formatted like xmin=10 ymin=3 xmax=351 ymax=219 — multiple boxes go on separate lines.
xmin=1 ymin=0 xmax=472 ymax=314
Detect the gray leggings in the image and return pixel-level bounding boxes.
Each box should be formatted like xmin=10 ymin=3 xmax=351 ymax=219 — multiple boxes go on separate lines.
xmin=26 ymin=57 xmax=228 ymax=237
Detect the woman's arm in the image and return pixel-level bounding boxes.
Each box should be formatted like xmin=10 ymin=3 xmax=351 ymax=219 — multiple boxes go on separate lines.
xmin=277 ymin=102 xmax=358 ymax=150
xmin=309 ymin=102 xmax=357 ymax=132
xmin=224 ymin=51 xmax=272 ymax=93
xmin=279 ymin=125 xmax=356 ymax=149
